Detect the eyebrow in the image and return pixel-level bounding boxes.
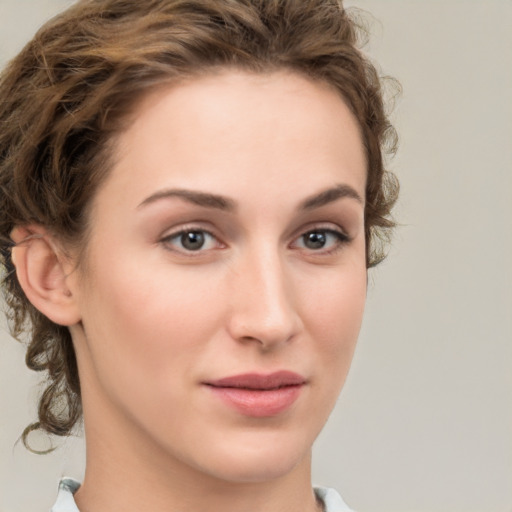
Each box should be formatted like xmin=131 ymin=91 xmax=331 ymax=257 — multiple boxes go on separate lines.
xmin=298 ymin=184 xmax=364 ymax=210
xmin=137 ymin=183 xmax=363 ymax=212
xmin=138 ymin=189 xmax=237 ymax=211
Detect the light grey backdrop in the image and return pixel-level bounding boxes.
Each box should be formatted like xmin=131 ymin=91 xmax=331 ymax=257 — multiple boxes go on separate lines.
xmin=1 ymin=1 xmax=511 ymax=511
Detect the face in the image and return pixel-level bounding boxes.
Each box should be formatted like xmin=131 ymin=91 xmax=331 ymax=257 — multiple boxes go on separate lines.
xmin=69 ymin=70 xmax=367 ymax=484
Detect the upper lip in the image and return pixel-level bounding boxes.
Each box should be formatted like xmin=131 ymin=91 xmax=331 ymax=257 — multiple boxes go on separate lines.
xmin=204 ymin=371 xmax=306 ymax=390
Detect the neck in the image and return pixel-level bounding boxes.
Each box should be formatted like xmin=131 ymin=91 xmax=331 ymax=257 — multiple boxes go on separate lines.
xmin=76 ymin=436 xmax=319 ymax=512
xmin=75 ymin=383 xmax=321 ymax=512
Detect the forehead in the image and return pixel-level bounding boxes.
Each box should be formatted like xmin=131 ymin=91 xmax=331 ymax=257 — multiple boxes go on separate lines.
xmin=94 ymin=69 xmax=366 ymax=215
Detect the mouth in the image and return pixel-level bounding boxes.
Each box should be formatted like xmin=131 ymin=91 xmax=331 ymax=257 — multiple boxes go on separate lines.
xmin=203 ymin=371 xmax=306 ymax=417
xmin=205 ymin=371 xmax=306 ymax=390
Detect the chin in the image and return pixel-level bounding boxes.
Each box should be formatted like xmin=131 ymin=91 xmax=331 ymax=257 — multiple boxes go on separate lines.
xmin=204 ymin=456 xmax=308 ymax=484
xmin=187 ymin=432 xmax=313 ymax=484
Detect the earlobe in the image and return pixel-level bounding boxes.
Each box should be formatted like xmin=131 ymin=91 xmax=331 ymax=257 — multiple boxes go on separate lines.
xmin=10 ymin=225 xmax=81 ymax=326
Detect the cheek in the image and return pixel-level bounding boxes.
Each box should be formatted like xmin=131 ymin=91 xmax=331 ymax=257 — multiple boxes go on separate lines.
xmin=76 ymin=252 xmax=226 ymax=392
xmin=290 ymin=261 xmax=366 ymax=434
xmin=74 ymin=262 xmax=230 ymax=436
xmin=303 ymin=263 xmax=366 ymax=335
xmin=299 ymin=260 xmax=366 ymax=375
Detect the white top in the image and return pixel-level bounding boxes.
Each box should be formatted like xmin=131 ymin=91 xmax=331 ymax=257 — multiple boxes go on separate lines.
xmin=50 ymin=478 xmax=355 ymax=512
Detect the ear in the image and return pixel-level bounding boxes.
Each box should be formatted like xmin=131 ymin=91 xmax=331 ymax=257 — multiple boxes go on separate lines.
xmin=10 ymin=225 xmax=81 ymax=326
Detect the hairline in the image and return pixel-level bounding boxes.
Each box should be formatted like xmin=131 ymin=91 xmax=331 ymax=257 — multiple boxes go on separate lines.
xmin=71 ymin=64 xmax=369 ymax=277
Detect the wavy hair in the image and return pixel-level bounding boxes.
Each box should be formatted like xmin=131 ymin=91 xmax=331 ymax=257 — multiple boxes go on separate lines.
xmin=0 ymin=0 xmax=399 ymax=448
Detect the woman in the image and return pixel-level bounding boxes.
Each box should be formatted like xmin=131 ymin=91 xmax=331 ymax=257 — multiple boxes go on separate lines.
xmin=0 ymin=1 xmax=398 ymax=511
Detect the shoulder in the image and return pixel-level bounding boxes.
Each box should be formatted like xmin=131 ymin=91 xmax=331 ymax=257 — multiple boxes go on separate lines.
xmin=314 ymin=486 xmax=355 ymax=512
xmin=50 ymin=478 xmax=81 ymax=512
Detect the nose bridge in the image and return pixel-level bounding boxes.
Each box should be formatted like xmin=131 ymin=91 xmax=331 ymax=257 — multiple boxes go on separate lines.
xmin=228 ymin=241 xmax=300 ymax=347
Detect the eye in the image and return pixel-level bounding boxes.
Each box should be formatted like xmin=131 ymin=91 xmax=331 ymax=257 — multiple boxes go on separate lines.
xmin=161 ymin=229 xmax=220 ymax=253
xmin=293 ymin=229 xmax=349 ymax=253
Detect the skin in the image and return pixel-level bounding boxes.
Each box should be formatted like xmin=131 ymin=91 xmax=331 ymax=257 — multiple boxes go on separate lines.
xmin=22 ymin=70 xmax=368 ymax=512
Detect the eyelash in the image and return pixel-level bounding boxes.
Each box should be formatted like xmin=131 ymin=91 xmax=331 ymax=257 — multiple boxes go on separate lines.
xmin=160 ymin=227 xmax=222 ymax=255
xmin=291 ymin=228 xmax=350 ymax=255
xmin=159 ymin=226 xmax=350 ymax=256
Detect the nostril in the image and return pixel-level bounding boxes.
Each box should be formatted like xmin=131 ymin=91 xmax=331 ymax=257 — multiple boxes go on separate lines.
xmin=234 ymin=329 xmax=296 ymax=350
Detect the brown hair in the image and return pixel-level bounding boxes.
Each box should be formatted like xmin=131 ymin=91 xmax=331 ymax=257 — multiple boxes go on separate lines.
xmin=0 ymin=0 xmax=399 ymax=448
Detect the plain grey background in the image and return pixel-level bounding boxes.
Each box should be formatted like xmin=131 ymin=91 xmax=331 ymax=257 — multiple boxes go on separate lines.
xmin=1 ymin=1 xmax=511 ymax=511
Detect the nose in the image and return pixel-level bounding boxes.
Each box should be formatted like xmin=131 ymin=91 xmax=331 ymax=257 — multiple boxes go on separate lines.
xmin=226 ymin=248 xmax=302 ymax=350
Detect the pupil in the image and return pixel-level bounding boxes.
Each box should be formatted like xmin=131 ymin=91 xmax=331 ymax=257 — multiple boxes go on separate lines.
xmin=304 ymin=232 xmax=326 ymax=249
xmin=181 ymin=231 xmax=205 ymax=250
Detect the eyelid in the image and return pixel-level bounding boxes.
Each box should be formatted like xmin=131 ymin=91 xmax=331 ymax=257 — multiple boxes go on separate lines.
xmin=290 ymin=221 xmax=351 ymax=242
xmin=159 ymin=220 xmax=219 ymax=241
xmin=157 ymin=220 xmax=352 ymax=257
xmin=289 ymin=223 xmax=352 ymax=254
xmin=159 ymin=224 xmax=226 ymax=254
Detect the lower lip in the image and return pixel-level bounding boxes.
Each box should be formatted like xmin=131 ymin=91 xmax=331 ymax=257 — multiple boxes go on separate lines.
xmin=206 ymin=385 xmax=303 ymax=417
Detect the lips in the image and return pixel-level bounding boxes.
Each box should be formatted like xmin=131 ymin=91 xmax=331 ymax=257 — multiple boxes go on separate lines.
xmin=207 ymin=371 xmax=306 ymax=390
xmin=203 ymin=371 xmax=306 ymax=417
